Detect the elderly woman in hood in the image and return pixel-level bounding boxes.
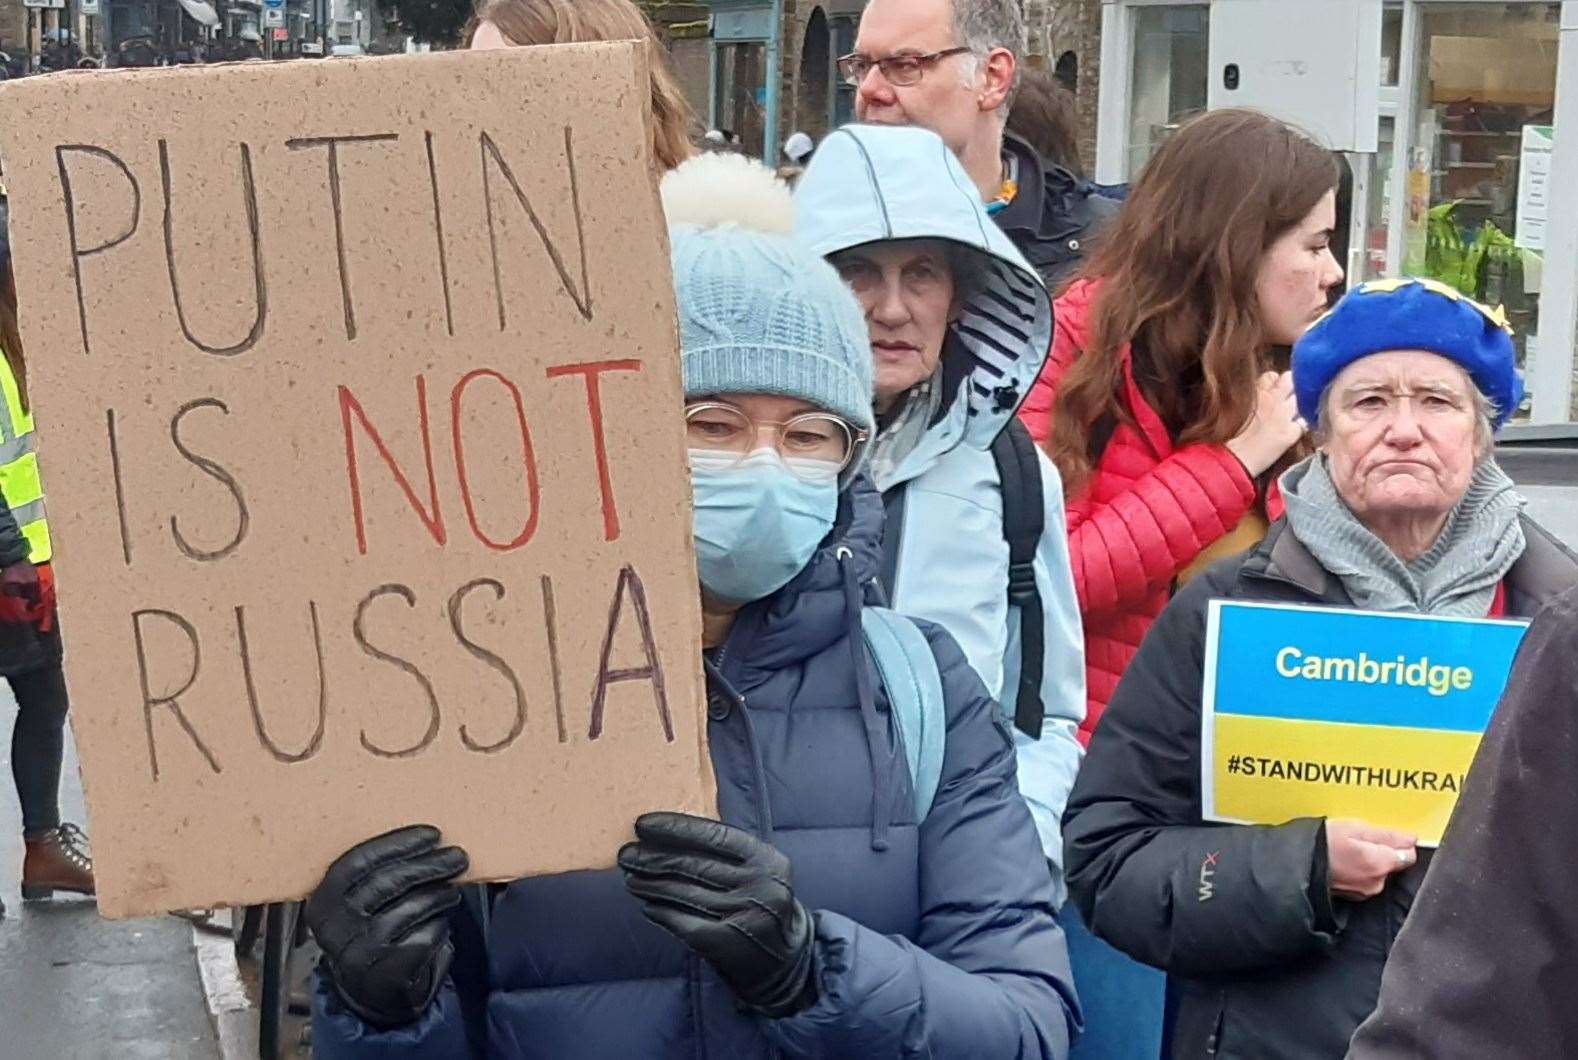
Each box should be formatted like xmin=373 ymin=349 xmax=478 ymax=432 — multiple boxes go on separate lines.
xmin=1063 ymin=278 xmax=1578 ymax=1059
xmin=794 ymin=124 xmax=1087 ymax=901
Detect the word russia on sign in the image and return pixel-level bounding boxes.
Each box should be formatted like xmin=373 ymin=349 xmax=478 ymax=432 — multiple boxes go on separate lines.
xmin=1201 ymin=600 xmax=1529 ymax=847
xmin=0 ymin=45 xmax=712 ymax=919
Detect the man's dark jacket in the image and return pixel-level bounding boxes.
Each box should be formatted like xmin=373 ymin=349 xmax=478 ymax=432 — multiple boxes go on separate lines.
xmin=994 ymin=133 xmax=1117 ymax=290
xmin=1063 ymin=515 xmax=1578 ymax=1059
xmin=1348 ymin=580 xmax=1578 ymax=1058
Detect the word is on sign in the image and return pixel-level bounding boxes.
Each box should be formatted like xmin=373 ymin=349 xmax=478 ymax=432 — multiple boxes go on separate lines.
xmin=0 ymin=44 xmax=713 ymax=918
xmin=1200 ymin=601 xmax=1529 ymax=847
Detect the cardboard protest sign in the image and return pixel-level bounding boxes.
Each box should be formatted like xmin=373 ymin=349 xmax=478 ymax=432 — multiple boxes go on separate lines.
xmin=0 ymin=45 xmax=713 ymax=918
xmin=1201 ymin=601 xmax=1529 ymax=846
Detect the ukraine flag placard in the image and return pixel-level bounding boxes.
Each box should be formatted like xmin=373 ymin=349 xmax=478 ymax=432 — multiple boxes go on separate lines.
xmin=1201 ymin=601 xmax=1530 ymax=845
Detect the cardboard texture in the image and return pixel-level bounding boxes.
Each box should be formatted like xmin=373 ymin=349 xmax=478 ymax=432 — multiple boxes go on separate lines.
xmin=0 ymin=45 xmax=712 ymax=918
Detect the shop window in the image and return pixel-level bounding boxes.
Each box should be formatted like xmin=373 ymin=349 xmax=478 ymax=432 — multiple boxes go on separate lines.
xmin=714 ymin=41 xmax=768 ymax=160
xmin=1055 ymin=50 xmax=1078 ymax=93
xmin=1403 ymin=3 xmax=1558 ymax=421
xmin=1126 ymin=5 xmax=1208 ymax=180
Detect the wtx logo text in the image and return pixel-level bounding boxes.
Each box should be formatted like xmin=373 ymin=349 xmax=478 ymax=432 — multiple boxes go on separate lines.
xmin=1198 ymin=851 xmax=1220 ymax=902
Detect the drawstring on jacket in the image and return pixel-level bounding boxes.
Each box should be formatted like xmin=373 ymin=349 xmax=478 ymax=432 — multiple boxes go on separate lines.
xmin=839 ymin=547 xmax=897 ymax=852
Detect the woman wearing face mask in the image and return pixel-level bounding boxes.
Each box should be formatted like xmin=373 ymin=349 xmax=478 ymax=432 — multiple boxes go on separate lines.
xmin=306 ymin=153 xmax=1079 ymax=1060
xmin=792 ymin=124 xmax=1085 ymax=904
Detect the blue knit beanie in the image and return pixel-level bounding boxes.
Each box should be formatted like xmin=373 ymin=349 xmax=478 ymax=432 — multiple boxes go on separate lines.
xmin=661 ymin=154 xmax=874 ymax=436
xmin=1293 ymin=277 xmax=1523 ymax=429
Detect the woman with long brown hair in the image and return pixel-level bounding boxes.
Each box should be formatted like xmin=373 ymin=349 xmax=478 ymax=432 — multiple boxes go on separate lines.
xmin=1019 ymin=108 xmax=1343 ymax=740
xmin=465 ymin=0 xmax=695 ymax=175
xmin=1017 ymin=110 xmax=1341 ymax=1059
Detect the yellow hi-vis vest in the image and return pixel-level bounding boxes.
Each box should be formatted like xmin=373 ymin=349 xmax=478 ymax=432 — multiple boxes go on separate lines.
xmin=0 ymin=353 xmax=49 ymax=564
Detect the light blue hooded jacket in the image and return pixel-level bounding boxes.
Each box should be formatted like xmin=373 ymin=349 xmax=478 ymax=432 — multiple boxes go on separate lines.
xmin=795 ymin=124 xmax=1086 ymax=899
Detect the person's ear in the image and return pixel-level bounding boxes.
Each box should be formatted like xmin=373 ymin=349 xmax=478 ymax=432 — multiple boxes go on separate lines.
xmin=979 ymin=48 xmax=1015 ymax=113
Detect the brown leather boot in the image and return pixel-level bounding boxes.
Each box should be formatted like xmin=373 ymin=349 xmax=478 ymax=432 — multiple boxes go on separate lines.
xmin=21 ymin=822 xmax=95 ymax=900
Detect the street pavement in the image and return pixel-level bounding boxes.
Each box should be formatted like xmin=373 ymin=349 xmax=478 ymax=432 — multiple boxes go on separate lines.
xmin=0 ymin=686 xmax=219 ymax=1060
xmin=1498 ymin=445 xmax=1578 ymax=549
xmin=1523 ymin=483 xmax=1576 ymax=548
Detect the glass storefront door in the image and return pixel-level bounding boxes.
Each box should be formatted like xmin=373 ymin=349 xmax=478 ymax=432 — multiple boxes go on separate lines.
xmin=1125 ymin=5 xmax=1209 ymax=179
xmin=1402 ymin=3 xmax=1560 ymax=421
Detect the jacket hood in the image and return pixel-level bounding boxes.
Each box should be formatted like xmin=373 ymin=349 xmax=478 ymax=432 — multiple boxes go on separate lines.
xmin=794 ymin=124 xmax=1053 ymax=450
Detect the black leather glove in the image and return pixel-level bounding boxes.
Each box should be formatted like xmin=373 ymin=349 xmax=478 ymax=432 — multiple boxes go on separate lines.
xmin=618 ymin=812 xmax=816 ymax=1018
xmin=304 ymin=825 xmax=469 ymax=1029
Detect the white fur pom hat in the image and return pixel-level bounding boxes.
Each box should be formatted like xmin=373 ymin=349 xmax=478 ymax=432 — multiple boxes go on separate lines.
xmin=660 ymin=153 xmax=874 ymax=436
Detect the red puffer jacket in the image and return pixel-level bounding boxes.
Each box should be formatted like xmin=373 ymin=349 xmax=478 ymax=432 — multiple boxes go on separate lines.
xmin=1019 ymin=280 xmax=1259 ymax=740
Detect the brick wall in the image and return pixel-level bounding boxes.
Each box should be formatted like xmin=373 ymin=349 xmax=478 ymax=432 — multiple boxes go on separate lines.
xmin=638 ymin=1 xmax=712 ymax=133
xmin=668 ymin=36 xmax=711 ymax=128
xmin=779 ymin=0 xmax=805 ymax=147
xmin=0 ymin=0 xmax=26 ymax=59
xmin=1045 ymin=0 xmax=1102 ymax=174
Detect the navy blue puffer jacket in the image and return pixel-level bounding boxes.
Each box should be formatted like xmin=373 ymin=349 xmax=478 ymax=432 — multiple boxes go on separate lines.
xmin=312 ymin=480 xmax=1079 ymax=1058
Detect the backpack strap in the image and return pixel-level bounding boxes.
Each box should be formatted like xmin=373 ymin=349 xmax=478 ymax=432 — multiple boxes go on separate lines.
xmin=990 ymin=418 xmax=1046 ymax=739
xmin=862 ymin=607 xmax=947 ymax=821
xmin=877 ymin=483 xmax=908 ymax=606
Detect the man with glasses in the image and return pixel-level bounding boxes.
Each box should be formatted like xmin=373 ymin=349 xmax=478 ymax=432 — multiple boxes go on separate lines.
xmin=846 ymin=0 xmax=1114 ymax=286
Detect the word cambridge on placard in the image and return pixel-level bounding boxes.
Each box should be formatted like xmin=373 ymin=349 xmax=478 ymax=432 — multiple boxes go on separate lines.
xmin=0 ymin=46 xmax=713 ymax=918
xmin=1201 ymin=601 xmax=1529 ymax=846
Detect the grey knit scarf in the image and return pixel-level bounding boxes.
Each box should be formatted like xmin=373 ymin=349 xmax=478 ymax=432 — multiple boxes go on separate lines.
xmin=1281 ymin=455 xmax=1526 ymax=617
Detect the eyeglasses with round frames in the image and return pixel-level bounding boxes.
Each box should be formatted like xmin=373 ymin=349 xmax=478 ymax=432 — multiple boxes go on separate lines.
xmin=685 ymin=402 xmax=865 ymax=480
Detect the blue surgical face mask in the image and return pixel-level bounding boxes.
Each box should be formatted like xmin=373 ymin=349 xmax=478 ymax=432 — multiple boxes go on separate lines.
xmin=690 ymin=448 xmax=839 ymax=605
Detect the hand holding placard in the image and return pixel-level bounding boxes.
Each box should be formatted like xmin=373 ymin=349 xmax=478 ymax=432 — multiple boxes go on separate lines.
xmin=1324 ymin=818 xmax=1416 ymax=901
xmin=306 ymin=824 xmax=468 ymax=1030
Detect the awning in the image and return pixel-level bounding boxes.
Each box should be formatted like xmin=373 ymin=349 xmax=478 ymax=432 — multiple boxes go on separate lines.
xmin=237 ymin=26 xmax=261 ymax=40
xmin=176 ymin=0 xmax=221 ymax=27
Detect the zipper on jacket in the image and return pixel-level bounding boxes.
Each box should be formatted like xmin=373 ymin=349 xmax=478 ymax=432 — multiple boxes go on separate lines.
xmin=688 ymin=955 xmax=709 ymax=1060
xmin=1205 ymin=993 xmax=1227 ymax=1056
xmin=701 ymin=629 xmax=775 ymax=841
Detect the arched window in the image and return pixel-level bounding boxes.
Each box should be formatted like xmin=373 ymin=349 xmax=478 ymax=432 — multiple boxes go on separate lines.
xmin=1054 ymin=49 xmax=1078 ymax=93
xmin=797 ymin=7 xmax=831 ymax=141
